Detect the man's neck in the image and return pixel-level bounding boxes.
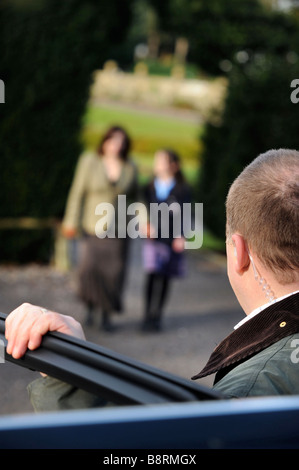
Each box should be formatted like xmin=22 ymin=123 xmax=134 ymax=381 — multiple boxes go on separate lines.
xmin=240 ymin=263 xmax=299 ymax=316
xmin=235 ymin=289 xmax=299 ymax=329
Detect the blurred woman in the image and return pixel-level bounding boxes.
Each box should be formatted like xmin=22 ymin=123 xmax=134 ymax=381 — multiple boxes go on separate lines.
xmin=62 ymin=126 xmax=138 ymax=331
xmin=141 ymin=148 xmax=192 ymax=332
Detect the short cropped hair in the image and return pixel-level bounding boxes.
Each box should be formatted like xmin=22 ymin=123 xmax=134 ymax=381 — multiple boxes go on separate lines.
xmin=226 ymin=149 xmax=299 ymax=285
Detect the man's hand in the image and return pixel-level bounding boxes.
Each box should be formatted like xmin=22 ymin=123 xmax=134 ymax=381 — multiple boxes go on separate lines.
xmin=5 ymin=303 xmax=85 ymax=359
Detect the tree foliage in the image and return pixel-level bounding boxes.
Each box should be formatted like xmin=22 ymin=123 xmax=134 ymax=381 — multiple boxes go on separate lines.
xmin=153 ymin=0 xmax=299 ymax=240
xmin=198 ymin=54 xmax=299 ymax=239
xmin=0 ymin=0 xmax=133 ymax=261
xmin=156 ymin=0 xmax=299 ymax=75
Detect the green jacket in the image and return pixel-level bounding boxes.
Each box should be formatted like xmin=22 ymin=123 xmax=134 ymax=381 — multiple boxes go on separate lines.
xmin=192 ymin=292 xmax=299 ymax=398
xmin=213 ymin=334 xmax=299 ymax=398
xmin=28 ymin=293 xmax=299 ymax=411
xmin=63 ymin=151 xmax=138 ymax=235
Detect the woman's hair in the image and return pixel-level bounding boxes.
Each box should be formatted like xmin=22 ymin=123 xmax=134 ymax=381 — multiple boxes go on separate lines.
xmin=98 ymin=125 xmax=131 ymax=160
xmin=226 ymin=148 xmax=299 ymax=284
xmin=161 ymin=148 xmax=185 ymax=184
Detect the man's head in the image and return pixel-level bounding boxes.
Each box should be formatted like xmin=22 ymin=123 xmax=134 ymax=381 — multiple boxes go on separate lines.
xmin=226 ymin=149 xmax=299 ymax=312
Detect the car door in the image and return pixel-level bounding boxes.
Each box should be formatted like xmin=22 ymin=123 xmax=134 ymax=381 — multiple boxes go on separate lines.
xmin=1 ymin=311 xmax=299 ymax=450
xmin=0 ymin=312 xmax=221 ymax=406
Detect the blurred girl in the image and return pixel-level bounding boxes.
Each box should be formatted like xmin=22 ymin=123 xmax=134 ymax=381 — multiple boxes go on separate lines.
xmin=141 ymin=148 xmax=192 ymax=332
xmin=62 ymin=126 xmax=137 ymax=331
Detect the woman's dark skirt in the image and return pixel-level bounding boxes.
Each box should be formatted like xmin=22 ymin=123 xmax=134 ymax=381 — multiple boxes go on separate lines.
xmin=77 ymin=235 xmax=128 ymax=312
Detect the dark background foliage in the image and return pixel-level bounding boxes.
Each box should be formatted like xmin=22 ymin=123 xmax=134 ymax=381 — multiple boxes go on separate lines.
xmin=0 ymin=0 xmax=134 ymax=261
xmin=1 ymin=0 xmax=299 ymax=260
xmin=198 ymin=55 xmax=299 ymax=239
xmin=132 ymin=0 xmax=299 ymax=241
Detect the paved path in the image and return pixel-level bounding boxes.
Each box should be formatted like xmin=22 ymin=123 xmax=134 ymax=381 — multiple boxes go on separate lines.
xmin=0 ymin=240 xmax=243 ymax=415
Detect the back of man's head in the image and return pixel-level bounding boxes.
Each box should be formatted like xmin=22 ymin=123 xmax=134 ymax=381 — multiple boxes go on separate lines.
xmin=226 ymin=148 xmax=299 ymax=285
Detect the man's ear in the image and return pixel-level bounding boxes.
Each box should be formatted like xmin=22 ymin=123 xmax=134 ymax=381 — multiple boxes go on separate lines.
xmin=231 ymin=233 xmax=250 ymax=275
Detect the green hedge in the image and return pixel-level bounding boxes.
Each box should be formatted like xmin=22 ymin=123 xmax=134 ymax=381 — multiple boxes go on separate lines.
xmin=198 ymin=54 xmax=299 ymax=240
xmin=158 ymin=0 xmax=299 ymax=76
xmin=0 ymin=0 xmax=133 ymax=262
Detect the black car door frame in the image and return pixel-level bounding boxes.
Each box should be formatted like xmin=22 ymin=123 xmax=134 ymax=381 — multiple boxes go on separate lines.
xmin=0 ymin=312 xmax=222 ymax=406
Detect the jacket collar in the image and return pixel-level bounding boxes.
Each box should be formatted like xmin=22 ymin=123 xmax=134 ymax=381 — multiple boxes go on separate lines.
xmin=191 ymin=292 xmax=299 ymax=381
xmin=233 ymin=290 xmax=299 ymax=330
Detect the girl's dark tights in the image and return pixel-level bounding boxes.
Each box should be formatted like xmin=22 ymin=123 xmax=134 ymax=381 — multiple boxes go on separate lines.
xmin=143 ymin=273 xmax=170 ymax=330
